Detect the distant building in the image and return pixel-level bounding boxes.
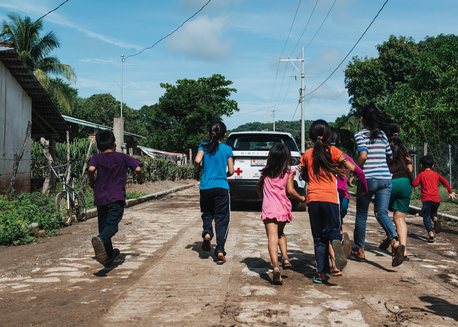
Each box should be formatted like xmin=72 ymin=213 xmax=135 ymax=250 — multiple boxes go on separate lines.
xmin=0 ymin=45 xmax=68 ymax=193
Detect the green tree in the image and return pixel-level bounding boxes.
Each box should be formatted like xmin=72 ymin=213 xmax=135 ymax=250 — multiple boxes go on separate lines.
xmin=142 ymin=74 xmax=239 ymax=152
xmin=0 ymin=14 xmax=76 ymax=113
xmin=345 ymin=34 xmax=458 ymax=152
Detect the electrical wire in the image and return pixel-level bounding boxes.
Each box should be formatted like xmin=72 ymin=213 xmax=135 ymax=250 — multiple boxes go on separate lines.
xmin=280 ymin=0 xmax=302 ymax=55
xmin=35 ymin=0 xmax=70 ymax=23
xmin=291 ymin=100 xmax=301 ymax=121
xmin=303 ymin=0 xmax=336 ymax=52
xmin=125 ymin=0 xmax=212 ymax=60
xmin=304 ymin=0 xmax=390 ymax=98
xmin=288 ymin=0 xmax=319 ymax=57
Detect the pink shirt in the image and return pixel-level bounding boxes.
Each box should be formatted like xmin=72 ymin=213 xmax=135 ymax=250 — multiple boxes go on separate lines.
xmin=261 ymin=169 xmax=296 ymax=222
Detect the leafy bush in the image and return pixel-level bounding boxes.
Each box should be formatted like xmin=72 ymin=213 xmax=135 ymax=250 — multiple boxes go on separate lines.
xmin=128 ymin=157 xmax=196 ymax=182
xmin=0 ymin=193 xmax=60 ymax=245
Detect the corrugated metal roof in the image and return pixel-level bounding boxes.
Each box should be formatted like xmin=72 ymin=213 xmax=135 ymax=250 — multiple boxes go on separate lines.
xmin=0 ymin=47 xmax=69 ymax=141
xmin=62 ymin=115 xmax=145 ymax=139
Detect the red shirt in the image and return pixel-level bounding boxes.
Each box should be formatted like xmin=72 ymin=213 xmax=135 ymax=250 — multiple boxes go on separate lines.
xmin=412 ymin=169 xmax=453 ymax=202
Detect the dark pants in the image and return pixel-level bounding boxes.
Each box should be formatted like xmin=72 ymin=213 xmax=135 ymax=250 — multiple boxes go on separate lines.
xmin=422 ymin=201 xmax=440 ymax=232
xmin=200 ymin=188 xmax=231 ymax=256
xmin=97 ymin=201 xmax=124 ymax=258
xmin=308 ymin=201 xmax=342 ymax=273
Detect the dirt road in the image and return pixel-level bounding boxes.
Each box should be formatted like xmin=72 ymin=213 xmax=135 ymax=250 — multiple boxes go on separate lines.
xmin=1 ymin=184 xmax=457 ymax=326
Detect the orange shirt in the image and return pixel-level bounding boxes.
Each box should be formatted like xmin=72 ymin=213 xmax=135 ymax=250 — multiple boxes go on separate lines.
xmin=300 ymin=146 xmax=343 ymax=204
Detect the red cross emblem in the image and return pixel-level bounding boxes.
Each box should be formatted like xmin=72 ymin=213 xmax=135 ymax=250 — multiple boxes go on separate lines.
xmin=234 ymin=168 xmax=243 ymax=175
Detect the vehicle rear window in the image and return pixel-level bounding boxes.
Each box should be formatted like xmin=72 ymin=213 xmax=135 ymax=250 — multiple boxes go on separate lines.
xmin=226 ymin=134 xmax=299 ymax=152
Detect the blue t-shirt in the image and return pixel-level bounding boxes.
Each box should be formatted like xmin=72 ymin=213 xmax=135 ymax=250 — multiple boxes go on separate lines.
xmin=198 ymin=143 xmax=234 ymax=190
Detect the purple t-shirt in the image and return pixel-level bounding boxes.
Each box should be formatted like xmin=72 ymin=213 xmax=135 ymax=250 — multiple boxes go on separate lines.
xmin=89 ymin=152 xmax=141 ymax=206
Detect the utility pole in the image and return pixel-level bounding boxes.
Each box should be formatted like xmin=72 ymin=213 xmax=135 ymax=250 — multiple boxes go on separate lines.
xmin=120 ymin=54 xmax=124 ymax=119
xmin=280 ymin=46 xmax=305 ymax=152
xmin=114 ymin=54 xmax=125 ymax=153
xmin=272 ymin=110 xmax=276 ymax=132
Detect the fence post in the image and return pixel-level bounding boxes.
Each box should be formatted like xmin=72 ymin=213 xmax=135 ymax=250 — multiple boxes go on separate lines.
xmin=449 ymin=144 xmax=452 ymax=187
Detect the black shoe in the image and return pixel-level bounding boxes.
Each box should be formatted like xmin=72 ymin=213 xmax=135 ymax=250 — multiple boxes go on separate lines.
xmin=428 ymin=236 xmax=435 ymax=243
xmin=392 ymin=244 xmax=405 ymax=267
xmin=91 ymin=236 xmax=108 ymax=264
xmin=433 ymin=219 xmax=441 ymax=234
xmin=104 ymin=248 xmax=120 ymax=267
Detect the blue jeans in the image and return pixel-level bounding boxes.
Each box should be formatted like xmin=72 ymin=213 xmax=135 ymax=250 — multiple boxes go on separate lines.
xmin=421 ymin=201 xmax=440 ymax=232
xmin=354 ymin=179 xmax=398 ymax=248
xmin=340 ymin=196 xmax=349 ymax=224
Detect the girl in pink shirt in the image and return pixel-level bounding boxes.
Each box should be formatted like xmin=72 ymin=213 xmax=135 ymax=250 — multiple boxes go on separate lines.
xmin=256 ymin=143 xmax=306 ymax=285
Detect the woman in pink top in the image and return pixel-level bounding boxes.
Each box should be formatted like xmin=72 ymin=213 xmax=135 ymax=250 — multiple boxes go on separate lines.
xmin=256 ymin=143 xmax=306 ymax=285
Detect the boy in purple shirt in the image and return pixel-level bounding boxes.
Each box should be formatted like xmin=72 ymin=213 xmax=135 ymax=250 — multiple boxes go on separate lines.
xmin=88 ymin=130 xmax=143 ymax=266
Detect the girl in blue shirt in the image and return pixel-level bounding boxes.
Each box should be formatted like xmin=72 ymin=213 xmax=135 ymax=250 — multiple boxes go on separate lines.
xmin=195 ymin=122 xmax=234 ymax=264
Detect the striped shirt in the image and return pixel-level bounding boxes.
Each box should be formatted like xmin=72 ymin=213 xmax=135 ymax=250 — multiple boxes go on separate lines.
xmin=354 ymin=129 xmax=392 ymax=179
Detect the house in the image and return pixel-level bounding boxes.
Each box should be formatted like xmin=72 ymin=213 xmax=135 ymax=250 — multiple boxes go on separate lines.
xmin=0 ymin=45 xmax=68 ymax=193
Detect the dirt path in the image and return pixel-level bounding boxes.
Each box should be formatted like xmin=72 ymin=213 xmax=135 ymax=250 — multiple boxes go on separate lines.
xmin=0 ymin=184 xmax=457 ymax=326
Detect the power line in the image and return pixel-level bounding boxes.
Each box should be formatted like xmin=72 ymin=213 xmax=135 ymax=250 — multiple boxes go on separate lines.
xmin=305 ymin=0 xmax=390 ymax=98
xmin=288 ymin=0 xmax=319 ymax=57
xmin=35 ymin=0 xmax=70 ymax=23
xmin=125 ymin=0 xmax=212 ymax=60
xmin=303 ymin=0 xmax=336 ymax=52
xmin=280 ymin=0 xmax=302 ymax=55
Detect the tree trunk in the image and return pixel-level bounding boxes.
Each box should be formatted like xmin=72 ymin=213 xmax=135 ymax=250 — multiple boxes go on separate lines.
xmin=7 ymin=121 xmax=32 ymax=197
xmin=40 ymin=137 xmax=55 ymax=196
xmin=79 ymin=138 xmax=94 ymax=192
xmin=65 ymin=131 xmax=71 ymax=185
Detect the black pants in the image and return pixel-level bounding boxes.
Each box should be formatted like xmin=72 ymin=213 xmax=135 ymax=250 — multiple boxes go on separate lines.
xmin=97 ymin=201 xmax=124 ymax=258
xmin=200 ymin=188 xmax=231 ymax=256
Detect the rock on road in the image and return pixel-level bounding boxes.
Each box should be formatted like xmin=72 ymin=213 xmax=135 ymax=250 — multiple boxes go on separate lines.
xmin=0 ymin=185 xmax=457 ymax=326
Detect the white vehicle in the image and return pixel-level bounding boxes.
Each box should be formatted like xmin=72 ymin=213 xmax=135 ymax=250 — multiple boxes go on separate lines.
xmin=226 ymin=131 xmax=306 ymax=210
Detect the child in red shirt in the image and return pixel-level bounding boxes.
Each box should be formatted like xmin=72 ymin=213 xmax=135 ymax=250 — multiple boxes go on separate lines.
xmin=412 ymin=155 xmax=456 ymax=242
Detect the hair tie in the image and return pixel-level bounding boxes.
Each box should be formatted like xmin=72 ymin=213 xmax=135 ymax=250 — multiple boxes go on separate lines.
xmin=212 ymin=131 xmax=216 ymax=136
xmin=393 ymin=132 xmax=399 ymax=136
xmin=317 ymin=136 xmax=323 ymax=140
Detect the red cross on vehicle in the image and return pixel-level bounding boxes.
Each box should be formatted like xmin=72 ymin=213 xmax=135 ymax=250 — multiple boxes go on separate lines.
xmin=234 ymin=168 xmax=243 ymax=175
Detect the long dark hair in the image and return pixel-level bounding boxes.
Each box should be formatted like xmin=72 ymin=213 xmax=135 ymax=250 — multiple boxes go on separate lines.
xmin=261 ymin=143 xmax=291 ymax=179
xmin=388 ymin=123 xmax=415 ymax=180
xmin=309 ymin=120 xmax=346 ymax=180
xmin=361 ymin=104 xmax=393 ymax=140
xmin=204 ymin=121 xmax=226 ymax=155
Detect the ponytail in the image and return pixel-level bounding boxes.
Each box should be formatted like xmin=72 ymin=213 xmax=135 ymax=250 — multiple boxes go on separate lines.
xmin=388 ymin=123 xmax=416 ymax=181
xmin=309 ymin=120 xmax=346 ymax=180
xmin=361 ymin=104 xmax=394 ymax=140
xmin=204 ymin=121 xmax=227 ymax=155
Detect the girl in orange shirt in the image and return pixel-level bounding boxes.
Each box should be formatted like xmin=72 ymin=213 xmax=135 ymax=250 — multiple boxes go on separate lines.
xmin=300 ymin=120 xmax=358 ymax=283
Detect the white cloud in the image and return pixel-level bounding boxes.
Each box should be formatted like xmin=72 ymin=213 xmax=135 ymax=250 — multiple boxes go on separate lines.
xmin=79 ymin=58 xmax=117 ymax=65
xmin=166 ymin=15 xmax=232 ymax=60
xmin=0 ymin=1 xmax=143 ymax=50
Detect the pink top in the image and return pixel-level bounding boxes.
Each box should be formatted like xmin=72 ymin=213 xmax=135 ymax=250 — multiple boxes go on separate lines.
xmin=261 ymin=169 xmax=296 ymax=222
xmin=337 ymin=153 xmax=367 ymax=199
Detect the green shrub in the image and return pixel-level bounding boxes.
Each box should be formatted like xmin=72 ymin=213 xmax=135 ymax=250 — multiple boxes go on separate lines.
xmin=128 ymin=157 xmax=197 ymax=182
xmin=0 ymin=193 xmax=60 ymax=245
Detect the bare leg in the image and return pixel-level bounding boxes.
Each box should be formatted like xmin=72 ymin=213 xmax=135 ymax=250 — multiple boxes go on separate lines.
xmin=264 ymin=220 xmax=279 ymax=267
xmin=277 ymin=222 xmax=288 ymax=260
xmin=329 ymin=243 xmax=339 ymax=273
xmin=393 ymin=211 xmax=408 ymax=256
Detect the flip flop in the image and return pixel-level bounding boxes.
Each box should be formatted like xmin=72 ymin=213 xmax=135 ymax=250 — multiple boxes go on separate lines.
xmin=351 ymin=248 xmax=365 ymax=262
xmin=331 ymin=270 xmax=343 ymax=276
xmin=216 ymin=253 xmax=226 ymax=265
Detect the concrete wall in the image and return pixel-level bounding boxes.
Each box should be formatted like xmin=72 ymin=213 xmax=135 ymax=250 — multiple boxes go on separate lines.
xmin=0 ymin=61 xmax=32 ymax=193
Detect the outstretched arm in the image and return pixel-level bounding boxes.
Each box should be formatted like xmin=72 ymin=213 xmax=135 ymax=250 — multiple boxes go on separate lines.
xmin=135 ymin=166 xmax=144 ymax=184
xmin=286 ymin=175 xmax=306 ymax=202
xmin=194 ymin=150 xmax=204 ymax=173
xmin=88 ymin=166 xmax=96 ymax=190
xmin=227 ymin=157 xmax=234 ymax=177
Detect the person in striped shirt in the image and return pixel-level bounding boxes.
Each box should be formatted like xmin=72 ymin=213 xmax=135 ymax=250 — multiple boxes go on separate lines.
xmin=352 ymin=104 xmax=405 ymax=267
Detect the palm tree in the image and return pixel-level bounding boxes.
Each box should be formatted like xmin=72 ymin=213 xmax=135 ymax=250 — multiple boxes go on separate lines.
xmin=1 ymin=14 xmax=76 ymax=113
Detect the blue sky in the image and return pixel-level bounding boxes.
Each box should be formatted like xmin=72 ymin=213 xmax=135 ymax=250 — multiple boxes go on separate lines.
xmin=1 ymin=0 xmax=457 ymax=129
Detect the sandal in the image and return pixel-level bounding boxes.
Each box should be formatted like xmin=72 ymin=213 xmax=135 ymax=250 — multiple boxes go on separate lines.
xmin=312 ymin=273 xmax=328 ymax=284
xmin=216 ymin=253 xmax=226 ymax=265
xmin=392 ymin=244 xmax=405 ymax=267
xmin=428 ymin=236 xmax=435 ymax=243
xmin=351 ymin=247 xmax=365 ymax=262
xmin=282 ymin=257 xmax=292 ymax=269
xmin=379 ymin=237 xmax=390 ymax=251
xmin=433 ymin=219 xmax=441 ymax=234
xmin=272 ymin=266 xmax=283 ymax=285
xmin=202 ymin=235 xmax=211 ymax=252
xmin=331 ymin=269 xmax=343 ymax=276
